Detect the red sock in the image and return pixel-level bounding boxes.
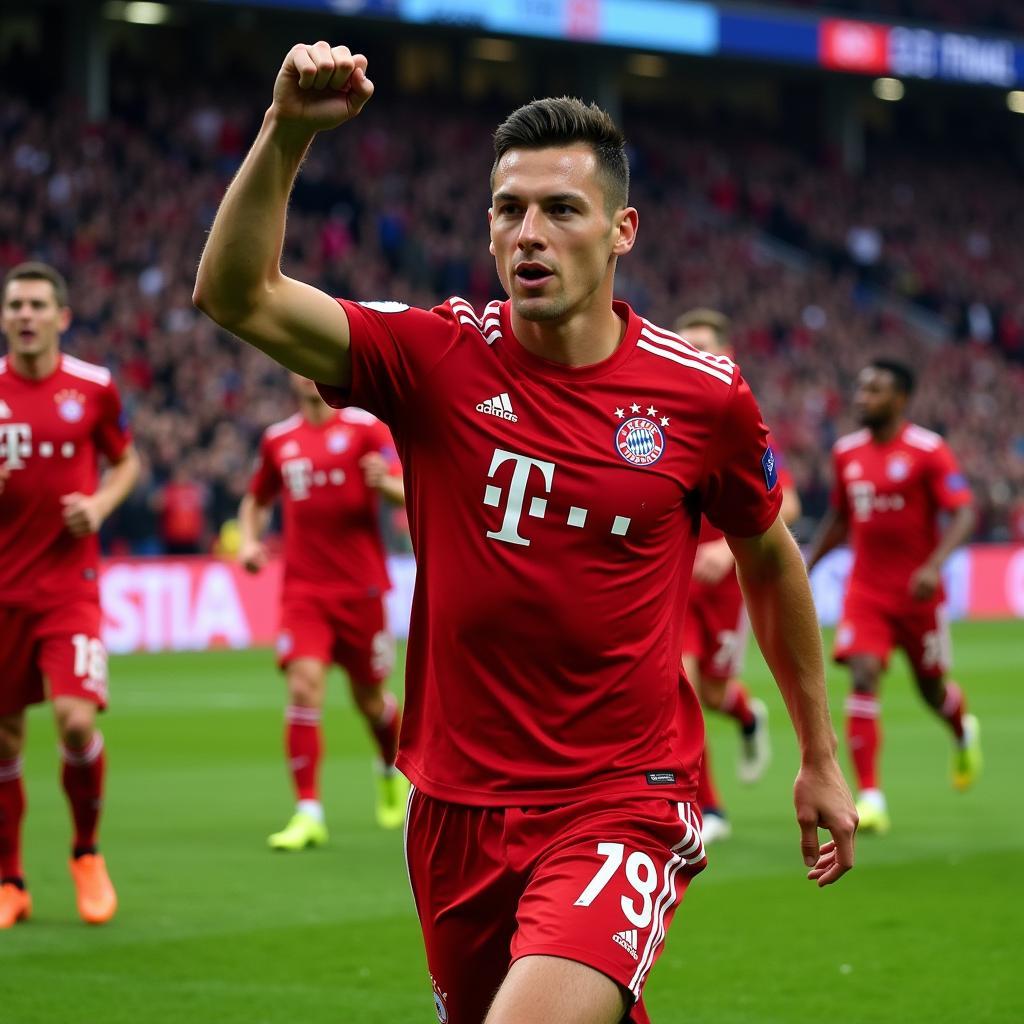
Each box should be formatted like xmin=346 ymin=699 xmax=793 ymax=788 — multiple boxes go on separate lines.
xmin=720 ymin=679 xmax=756 ymax=730
xmin=286 ymin=706 xmax=322 ymax=802
xmin=369 ymin=692 xmax=401 ymax=767
xmin=696 ymin=746 xmax=722 ymax=813
xmin=939 ymin=680 xmax=966 ymax=741
xmin=845 ymin=694 xmax=881 ymax=791
xmin=0 ymin=758 xmax=25 ymax=880
xmin=61 ymin=733 xmax=105 ymax=852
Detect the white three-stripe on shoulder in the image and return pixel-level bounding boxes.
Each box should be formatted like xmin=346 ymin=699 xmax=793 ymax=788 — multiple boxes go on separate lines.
xmin=62 ymin=354 xmax=111 ymax=386
xmin=449 ymin=296 xmax=503 ymax=345
xmin=637 ymin=322 xmax=735 ymax=386
xmin=265 ymin=413 xmax=303 ymax=440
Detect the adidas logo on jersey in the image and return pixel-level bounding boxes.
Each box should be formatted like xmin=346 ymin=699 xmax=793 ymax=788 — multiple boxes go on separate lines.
xmin=476 ymin=392 xmax=518 ymax=423
xmin=612 ymin=929 xmax=639 ymax=960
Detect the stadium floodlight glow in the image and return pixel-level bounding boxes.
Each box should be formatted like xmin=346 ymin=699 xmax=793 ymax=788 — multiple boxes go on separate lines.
xmin=103 ymin=2 xmax=170 ymax=25
xmin=470 ymin=38 xmax=518 ymax=63
xmin=872 ymin=77 xmax=905 ymax=101
xmin=627 ymin=54 xmax=668 ymax=78
xmin=1007 ymin=91 xmax=1024 ymax=113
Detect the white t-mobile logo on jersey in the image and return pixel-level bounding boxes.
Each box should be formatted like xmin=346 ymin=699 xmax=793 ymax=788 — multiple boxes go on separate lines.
xmin=0 ymin=423 xmax=31 ymax=469
xmin=282 ymin=457 xmax=313 ymax=501
xmin=483 ymin=447 xmax=631 ymax=546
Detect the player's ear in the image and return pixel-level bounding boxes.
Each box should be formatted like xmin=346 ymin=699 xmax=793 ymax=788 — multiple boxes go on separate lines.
xmin=487 ymin=208 xmax=495 ymax=256
xmin=611 ymin=206 xmax=638 ymax=257
xmin=58 ymin=306 xmax=72 ymax=333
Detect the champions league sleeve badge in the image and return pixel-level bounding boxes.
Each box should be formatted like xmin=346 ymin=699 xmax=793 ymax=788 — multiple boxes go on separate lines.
xmin=613 ymin=402 xmax=669 ymax=467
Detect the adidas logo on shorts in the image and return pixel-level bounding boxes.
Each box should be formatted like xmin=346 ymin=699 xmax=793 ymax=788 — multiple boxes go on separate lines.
xmin=476 ymin=392 xmax=517 ymax=423
xmin=612 ymin=928 xmax=639 ymax=960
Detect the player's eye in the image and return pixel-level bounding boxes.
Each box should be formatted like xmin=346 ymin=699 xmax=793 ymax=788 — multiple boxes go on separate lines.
xmin=549 ymin=204 xmax=575 ymax=216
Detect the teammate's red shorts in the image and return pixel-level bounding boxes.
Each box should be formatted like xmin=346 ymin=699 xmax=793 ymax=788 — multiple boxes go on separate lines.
xmin=0 ymin=600 xmax=109 ymax=716
xmin=405 ymin=789 xmax=706 ymax=1023
xmin=834 ymin=588 xmax=951 ymax=679
xmin=680 ymin=574 xmax=748 ymax=682
xmin=275 ymin=590 xmax=394 ymax=685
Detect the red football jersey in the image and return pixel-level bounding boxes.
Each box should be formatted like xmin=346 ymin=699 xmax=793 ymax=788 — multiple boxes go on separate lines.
xmin=318 ymin=298 xmax=782 ymax=806
xmin=0 ymin=354 xmax=130 ymax=608
xmin=831 ymin=423 xmax=972 ymax=604
xmin=249 ymin=407 xmax=396 ymax=599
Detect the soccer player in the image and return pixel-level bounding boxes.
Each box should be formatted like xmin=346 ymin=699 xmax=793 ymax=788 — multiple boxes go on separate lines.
xmin=0 ymin=262 xmax=140 ymax=927
xmin=806 ymin=359 xmax=981 ymax=835
xmin=238 ymin=373 xmax=407 ymax=848
xmin=194 ymin=43 xmax=856 ymax=1024
xmin=674 ymin=309 xmax=802 ymax=844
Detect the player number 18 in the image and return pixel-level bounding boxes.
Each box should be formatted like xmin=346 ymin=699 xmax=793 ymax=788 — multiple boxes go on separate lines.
xmin=71 ymin=633 xmax=107 ymax=688
xmin=574 ymin=841 xmax=659 ymax=928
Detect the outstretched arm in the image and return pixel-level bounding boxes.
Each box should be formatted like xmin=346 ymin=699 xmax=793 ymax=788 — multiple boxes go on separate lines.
xmin=728 ymin=516 xmax=858 ymax=886
xmin=193 ymin=42 xmax=374 ymax=385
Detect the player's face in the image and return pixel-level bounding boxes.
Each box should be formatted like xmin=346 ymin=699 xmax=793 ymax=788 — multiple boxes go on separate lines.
xmin=677 ymin=323 xmax=730 ymax=358
xmin=1 ymin=279 xmax=70 ymax=359
xmin=854 ymin=367 xmax=904 ymax=427
xmin=489 ymin=144 xmax=637 ymax=324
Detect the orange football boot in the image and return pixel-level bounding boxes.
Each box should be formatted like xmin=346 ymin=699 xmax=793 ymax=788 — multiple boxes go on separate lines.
xmin=69 ymin=854 xmax=117 ymax=924
xmin=0 ymin=882 xmax=31 ymax=928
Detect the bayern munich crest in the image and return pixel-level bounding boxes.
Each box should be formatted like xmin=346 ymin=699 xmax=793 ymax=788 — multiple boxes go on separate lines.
xmin=55 ymin=388 xmax=86 ymax=423
xmin=615 ymin=415 xmax=666 ymax=466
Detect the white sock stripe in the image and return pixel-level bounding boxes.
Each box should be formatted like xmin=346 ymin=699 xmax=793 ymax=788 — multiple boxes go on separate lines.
xmin=286 ymin=706 xmax=322 ymax=725
xmin=0 ymin=757 xmax=23 ymax=782
xmin=61 ymin=732 xmax=104 ymax=767
xmin=845 ymin=695 xmax=880 ymax=718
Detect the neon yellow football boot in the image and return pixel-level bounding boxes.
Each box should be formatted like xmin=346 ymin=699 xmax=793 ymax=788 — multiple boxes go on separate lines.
xmin=268 ymin=811 xmax=328 ymax=851
xmin=375 ymin=768 xmax=410 ymax=830
xmin=952 ymin=715 xmax=982 ymax=792
xmin=855 ymin=790 xmax=891 ymax=835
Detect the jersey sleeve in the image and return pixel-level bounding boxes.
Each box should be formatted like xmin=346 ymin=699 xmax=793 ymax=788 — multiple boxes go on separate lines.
xmin=928 ymin=442 xmax=973 ymax=511
xmin=94 ymin=380 xmax=131 ymax=462
xmin=829 ymin=448 xmax=851 ymax=519
xmin=248 ymin=434 xmax=282 ymax=505
xmin=316 ymin=300 xmax=462 ymax=431
xmin=700 ymin=376 xmax=784 ymax=537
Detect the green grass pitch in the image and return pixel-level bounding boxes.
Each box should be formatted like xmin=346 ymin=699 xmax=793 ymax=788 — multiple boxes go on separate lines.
xmin=3 ymin=621 xmax=1021 ymax=1023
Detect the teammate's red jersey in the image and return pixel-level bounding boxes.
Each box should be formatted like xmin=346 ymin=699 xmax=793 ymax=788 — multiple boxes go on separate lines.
xmin=0 ymin=354 xmax=130 ymax=609
xmin=831 ymin=424 xmax=972 ymax=604
xmin=249 ymin=407 xmax=396 ymax=599
xmin=318 ymin=298 xmax=782 ymax=806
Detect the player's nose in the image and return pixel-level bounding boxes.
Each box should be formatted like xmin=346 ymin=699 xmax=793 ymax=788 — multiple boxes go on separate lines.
xmin=516 ymin=205 xmax=546 ymax=249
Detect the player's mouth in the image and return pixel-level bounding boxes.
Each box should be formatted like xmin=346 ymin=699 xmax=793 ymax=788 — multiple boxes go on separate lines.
xmin=513 ymin=262 xmax=555 ymax=290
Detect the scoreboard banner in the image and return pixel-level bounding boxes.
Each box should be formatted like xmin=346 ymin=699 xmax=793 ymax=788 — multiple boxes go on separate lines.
xmin=99 ymin=545 xmax=1024 ymax=653
xmin=199 ymin=0 xmax=1024 ymax=88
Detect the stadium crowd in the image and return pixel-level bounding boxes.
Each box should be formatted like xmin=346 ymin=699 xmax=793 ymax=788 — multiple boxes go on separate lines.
xmin=753 ymin=0 xmax=1024 ymax=34
xmin=2 ymin=74 xmax=1022 ymax=550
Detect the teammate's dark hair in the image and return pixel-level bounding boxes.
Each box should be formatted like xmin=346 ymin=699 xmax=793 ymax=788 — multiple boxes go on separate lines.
xmin=674 ymin=308 xmax=731 ymax=348
xmin=2 ymin=261 xmax=69 ymax=308
xmin=492 ymin=97 xmax=629 ymax=211
xmin=870 ymin=359 xmax=915 ymax=395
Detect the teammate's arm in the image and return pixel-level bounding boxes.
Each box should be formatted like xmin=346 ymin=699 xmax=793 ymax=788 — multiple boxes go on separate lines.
xmin=360 ymin=452 xmax=405 ymax=506
xmin=60 ymin=444 xmax=141 ymax=538
xmin=238 ymin=493 xmax=274 ymax=573
xmin=804 ymin=507 xmax=848 ymax=574
xmin=780 ymin=482 xmax=802 ymax=527
xmin=908 ymin=504 xmax=976 ymax=601
xmin=728 ymin=516 xmax=858 ymax=887
xmin=193 ymin=43 xmax=374 ymax=385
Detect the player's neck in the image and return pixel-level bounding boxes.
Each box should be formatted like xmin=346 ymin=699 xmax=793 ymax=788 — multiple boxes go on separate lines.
xmin=870 ymin=419 xmax=904 ymax=444
xmin=10 ymin=346 xmax=60 ymax=380
xmin=510 ymin=301 xmax=625 ymax=368
xmin=300 ymin=400 xmax=333 ymax=426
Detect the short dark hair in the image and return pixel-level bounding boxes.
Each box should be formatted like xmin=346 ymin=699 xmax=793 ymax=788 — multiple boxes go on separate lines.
xmin=674 ymin=308 xmax=731 ymax=347
xmin=870 ymin=358 xmax=915 ymax=395
xmin=492 ymin=97 xmax=629 ymax=211
xmin=2 ymin=261 xmax=69 ymax=307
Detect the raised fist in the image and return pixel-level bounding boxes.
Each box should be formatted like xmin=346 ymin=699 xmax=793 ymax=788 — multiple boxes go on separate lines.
xmin=271 ymin=42 xmax=374 ymax=133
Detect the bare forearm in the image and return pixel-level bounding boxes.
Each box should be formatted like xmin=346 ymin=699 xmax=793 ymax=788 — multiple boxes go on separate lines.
xmin=805 ymin=508 xmax=847 ymax=572
xmin=376 ymin=476 xmax=406 ymax=506
xmin=94 ymin=449 xmax=140 ymax=521
xmin=926 ymin=505 xmax=976 ymax=568
xmin=732 ymin=523 xmax=837 ymax=764
xmin=238 ymin=494 xmax=271 ymax=545
xmin=195 ymin=112 xmax=313 ymax=319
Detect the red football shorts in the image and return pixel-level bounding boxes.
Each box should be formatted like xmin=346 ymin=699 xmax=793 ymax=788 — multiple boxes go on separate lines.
xmin=0 ymin=600 xmax=109 ymax=715
xmin=405 ymin=789 xmax=707 ymax=1023
xmin=834 ymin=588 xmax=951 ymax=679
xmin=680 ymin=574 xmax=748 ymax=682
xmin=275 ymin=591 xmax=394 ymax=685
